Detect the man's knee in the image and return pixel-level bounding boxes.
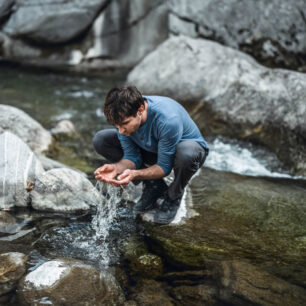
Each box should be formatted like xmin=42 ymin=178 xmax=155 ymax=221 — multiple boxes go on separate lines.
xmin=174 ymin=141 xmax=206 ymax=170
xmin=93 ymin=130 xmax=109 ymax=155
xmin=93 ymin=129 xmax=122 ymax=161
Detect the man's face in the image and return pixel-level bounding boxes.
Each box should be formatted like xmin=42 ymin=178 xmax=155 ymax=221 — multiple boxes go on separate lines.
xmin=116 ymin=113 xmax=141 ymax=136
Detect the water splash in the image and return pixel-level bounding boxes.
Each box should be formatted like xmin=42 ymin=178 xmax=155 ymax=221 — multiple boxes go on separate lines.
xmin=205 ymin=137 xmax=305 ymax=179
xmin=90 ymin=182 xmax=123 ymax=267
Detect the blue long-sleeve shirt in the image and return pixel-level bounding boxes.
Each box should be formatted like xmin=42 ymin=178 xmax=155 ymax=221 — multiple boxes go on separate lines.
xmin=117 ymin=95 xmax=209 ymax=176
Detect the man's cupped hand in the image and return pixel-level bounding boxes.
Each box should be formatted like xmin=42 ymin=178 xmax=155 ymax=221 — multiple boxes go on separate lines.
xmin=94 ymin=164 xmax=117 ymax=182
xmin=94 ymin=165 xmax=134 ymax=187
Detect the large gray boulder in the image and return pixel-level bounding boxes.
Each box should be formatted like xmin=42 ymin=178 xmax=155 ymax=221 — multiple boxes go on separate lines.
xmin=30 ymin=168 xmax=99 ymax=212
xmin=18 ymin=258 xmax=125 ymax=306
xmin=2 ymin=0 xmax=108 ymax=44
xmin=168 ymin=0 xmax=306 ymax=71
xmin=0 ymin=104 xmax=52 ymax=154
xmin=0 ymin=131 xmax=44 ymax=209
xmin=128 ymin=36 xmax=306 ymax=175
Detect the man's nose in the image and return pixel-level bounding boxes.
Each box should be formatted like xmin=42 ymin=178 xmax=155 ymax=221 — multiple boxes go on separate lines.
xmin=118 ymin=126 xmax=125 ymax=134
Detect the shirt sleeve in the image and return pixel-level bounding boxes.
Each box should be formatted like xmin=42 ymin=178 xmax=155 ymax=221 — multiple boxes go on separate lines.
xmin=117 ymin=131 xmax=143 ymax=169
xmin=156 ymin=116 xmax=183 ymax=176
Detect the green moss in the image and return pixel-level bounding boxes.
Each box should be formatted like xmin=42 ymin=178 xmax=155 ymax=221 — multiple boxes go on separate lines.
xmin=46 ymin=140 xmax=94 ymax=174
xmin=150 ymin=234 xmax=229 ymax=268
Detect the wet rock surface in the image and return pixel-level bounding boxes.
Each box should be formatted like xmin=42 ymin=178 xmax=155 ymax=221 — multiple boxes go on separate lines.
xmin=18 ymin=258 xmax=125 ymax=306
xmin=30 ymin=168 xmax=99 ymax=212
xmin=0 ymin=132 xmax=44 ymax=209
xmin=168 ymin=0 xmax=306 ymax=71
xmin=213 ymin=260 xmax=306 ymax=305
xmin=0 ymin=252 xmax=28 ymax=296
xmin=128 ymin=36 xmax=306 ymax=175
xmin=129 ymin=279 xmax=174 ymax=306
xmin=144 ymin=168 xmax=306 ymax=289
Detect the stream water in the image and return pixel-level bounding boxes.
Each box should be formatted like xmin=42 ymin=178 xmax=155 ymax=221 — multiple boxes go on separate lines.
xmin=0 ymin=63 xmax=304 ymax=273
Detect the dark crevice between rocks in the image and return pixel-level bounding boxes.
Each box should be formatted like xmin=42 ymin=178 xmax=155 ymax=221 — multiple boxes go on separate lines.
xmin=101 ymin=0 xmax=167 ymax=38
xmin=240 ymin=39 xmax=306 ymax=73
xmin=168 ymin=10 xmax=196 ymax=24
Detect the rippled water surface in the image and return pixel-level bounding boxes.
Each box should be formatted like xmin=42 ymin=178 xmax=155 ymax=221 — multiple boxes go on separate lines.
xmin=0 ymin=64 xmax=126 ymax=147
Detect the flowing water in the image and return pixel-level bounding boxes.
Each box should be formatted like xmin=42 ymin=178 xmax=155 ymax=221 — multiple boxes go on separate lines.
xmin=0 ymin=63 xmax=304 ymax=270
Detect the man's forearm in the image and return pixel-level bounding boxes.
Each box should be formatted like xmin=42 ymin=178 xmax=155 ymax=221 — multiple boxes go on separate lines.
xmin=114 ymin=159 xmax=136 ymax=174
xmin=132 ymin=164 xmax=165 ymax=180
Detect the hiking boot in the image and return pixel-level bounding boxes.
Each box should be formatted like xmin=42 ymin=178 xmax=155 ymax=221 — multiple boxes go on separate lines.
xmin=154 ymin=195 xmax=181 ymax=225
xmin=134 ymin=179 xmax=168 ymax=214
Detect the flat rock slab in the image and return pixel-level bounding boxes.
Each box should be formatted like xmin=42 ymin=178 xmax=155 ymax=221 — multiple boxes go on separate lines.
xmin=144 ymin=168 xmax=306 ymax=288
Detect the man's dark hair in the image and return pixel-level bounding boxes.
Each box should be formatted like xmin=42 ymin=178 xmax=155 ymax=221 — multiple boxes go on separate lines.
xmin=104 ymin=85 xmax=145 ymax=125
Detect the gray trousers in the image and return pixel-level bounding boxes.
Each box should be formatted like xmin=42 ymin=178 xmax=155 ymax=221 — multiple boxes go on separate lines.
xmin=93 ymin=129 xmax=208 ymax=201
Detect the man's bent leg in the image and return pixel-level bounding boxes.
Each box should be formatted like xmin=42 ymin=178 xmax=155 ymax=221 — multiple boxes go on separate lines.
xmin=93 ymin=129 xmax=123 ymax=162
xmin=168 ymin=141 xmax=207 ymax=201
xmin=154 ymin=141 xmax=207 ymax=224
xmin=134 ymin=149 xmax=168 ymax=213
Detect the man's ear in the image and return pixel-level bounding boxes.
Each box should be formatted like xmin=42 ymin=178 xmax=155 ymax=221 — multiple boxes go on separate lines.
xmin=138 ymin=105 xmax=145 ymax=112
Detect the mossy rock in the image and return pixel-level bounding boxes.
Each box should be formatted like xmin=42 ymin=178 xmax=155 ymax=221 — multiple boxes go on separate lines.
xmin=122 ymin=236 xmax=163 ymax=279
xmin=144 ymin=168 xmax=306 ymax=287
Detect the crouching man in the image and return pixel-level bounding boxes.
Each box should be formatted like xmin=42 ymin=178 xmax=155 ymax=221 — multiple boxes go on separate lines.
xmin=93 ymin=86 xmax=209 ymax=225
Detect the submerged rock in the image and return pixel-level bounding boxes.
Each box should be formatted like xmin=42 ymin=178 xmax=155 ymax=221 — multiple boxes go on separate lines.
xmin=30 ymin=168 xmax=99 ymax=212
xmin=0 ymin=131 xmax=44 ymax=209
xmin=171 ymin=284 xmax=218 ymax=306
xmin=144 ymin=168 xmax=306 ymax=289
xmin=0 ymin=211 xmax=32 ymax=236
xmin=18 ymin=258 xmax=125 ymax=306
xmin=213 ymin=260 xmax=306 ymax=305
xmin=130 ymin=254 xmax=163 ymax=280
xmin=128 ymin=36 xmax=306 ymax=175
xmin=50 ymin=119 xmax=78 ymax=141
xmin=129 ymin=279 xmax=174 ymax=306
xmin=0 ymin=252 xmax=28 ymax=296
xmin=0 ymin=104 xmax=52 ymax=154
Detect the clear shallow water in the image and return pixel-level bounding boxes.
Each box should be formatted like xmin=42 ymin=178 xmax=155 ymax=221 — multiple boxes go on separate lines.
xmin=0 ymin=64 xmax=125 ymax=147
